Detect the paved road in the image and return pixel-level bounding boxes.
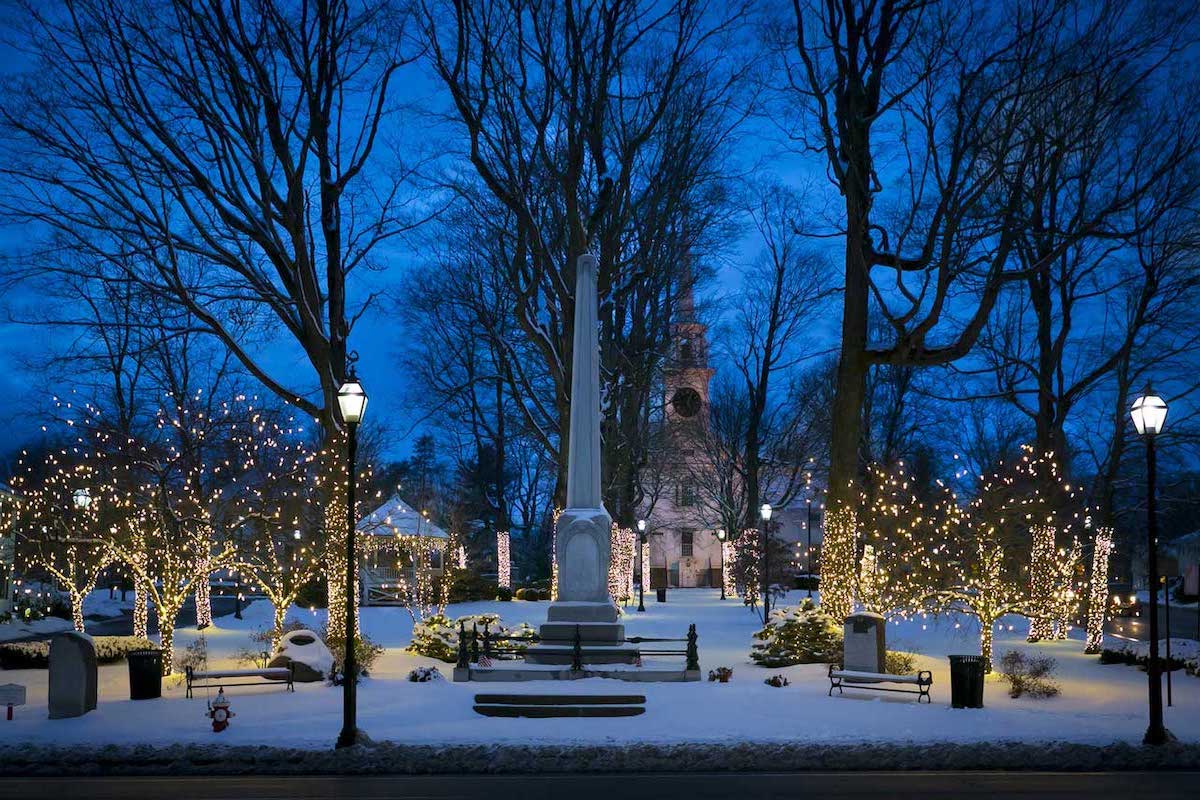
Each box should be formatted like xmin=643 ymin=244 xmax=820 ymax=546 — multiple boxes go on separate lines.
xmin=1106 ymin=605 xmax=1200 ymax=643
xmin=2 ymin=772 xmax=1198 ymax=800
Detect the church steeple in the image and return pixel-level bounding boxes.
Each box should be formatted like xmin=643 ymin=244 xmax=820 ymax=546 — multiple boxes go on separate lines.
xmin=665 ymin=258 xmax=714 ymax=426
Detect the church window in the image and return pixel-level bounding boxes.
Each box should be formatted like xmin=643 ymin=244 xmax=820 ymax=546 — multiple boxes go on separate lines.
xmin=681 ymin=530 xmax=694 ymax=557
xmin=679 ymin=483 xmax=696 ymax=507
xmin=680 ymin=339 xmax=693 ymax=363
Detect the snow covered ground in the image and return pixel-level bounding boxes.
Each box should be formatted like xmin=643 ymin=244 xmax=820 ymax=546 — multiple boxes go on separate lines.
xmin=1 ymin=589 xmax=1197 ymax=749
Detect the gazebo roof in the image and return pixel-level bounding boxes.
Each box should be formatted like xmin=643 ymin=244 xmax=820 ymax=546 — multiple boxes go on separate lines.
xmin=357 ymin=493 xmax=448 ymax=540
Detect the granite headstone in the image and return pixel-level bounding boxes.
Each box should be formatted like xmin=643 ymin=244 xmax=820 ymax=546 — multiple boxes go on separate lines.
xmin=843 ymin=612 xmax=886 ymax=673
xmin=48 ymin=631 xmax=98 ymax=719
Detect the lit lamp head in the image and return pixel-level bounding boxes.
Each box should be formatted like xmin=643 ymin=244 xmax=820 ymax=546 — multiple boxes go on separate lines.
xmin=637 ymin=519 xmax=646 ymax=533
xmin=337 ymin=376 xmax=368 ymax=426
xmin=716 ymin=528 xmax=727 ymax=542
xmin=72 ymin=488 xmax=92 ymax=511
xmin=760 ymin=503 xmax=773 ymax=522
xmin=1130 ymin=389 xmax=1167 ymax=437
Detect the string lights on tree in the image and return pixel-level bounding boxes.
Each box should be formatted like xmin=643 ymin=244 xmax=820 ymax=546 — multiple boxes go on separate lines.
xmin=1085 ymin=521 xmax=1114 ymax=654
xmin=496 ymin=530 xmax=511 ymax=590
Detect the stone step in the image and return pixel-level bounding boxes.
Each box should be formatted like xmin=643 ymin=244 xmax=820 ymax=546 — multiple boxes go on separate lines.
xmin=523 ymin=643 xmax=640 ymax=665
xmin=474 ymin=694 xmax=646 ymax=705
xmin=538 ymin=622 xmax=625 ymax=643
xmin=473 ymin=704 xmax=644 ymax=718
xmin=546 ymin=601 xmax=620 ymax=623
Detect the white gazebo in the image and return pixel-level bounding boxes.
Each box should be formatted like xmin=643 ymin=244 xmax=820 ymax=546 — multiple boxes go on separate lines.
xmin=356 ymin=494 xmax=450 ymax=606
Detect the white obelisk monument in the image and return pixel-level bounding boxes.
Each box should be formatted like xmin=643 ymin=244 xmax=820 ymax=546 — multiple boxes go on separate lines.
xmin=525 ymin=253 xmax=635 ymax=664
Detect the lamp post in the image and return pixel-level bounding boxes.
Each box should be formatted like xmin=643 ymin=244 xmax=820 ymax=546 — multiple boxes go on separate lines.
xmin=1130 ymin=388 xmax=1172 ymax=746
xmin=805 ymin=498 xmax=814 ymax=599
xmin=716 ymin=528 xmax=727 ymax=600
xmin=760 ymin=503 xmax=773 ymax=620
xmin=335 ymin=372 xmax=368 ymax=750
xmin=637 ymin=519 xmax=647 ymax=612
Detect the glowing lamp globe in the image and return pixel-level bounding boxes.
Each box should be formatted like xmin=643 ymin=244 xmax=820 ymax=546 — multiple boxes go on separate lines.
xmin=760 ymin=503 xmax=773 ymax=522
xmin=72 ymin=488 xmax=92 ymax=510
xmin=637 ymin=519 xmax=647 ymax=533
xmin=1130 ymin=391 xmax=1167 ymax=436
xmin=337 ymin=379 xmax=368 ymax=425
xmin=716 ymin=528 xmax=727 ymax=542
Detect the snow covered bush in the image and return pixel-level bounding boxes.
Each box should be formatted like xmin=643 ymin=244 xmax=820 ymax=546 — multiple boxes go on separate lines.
xmin=885 ymin=651 xmax=917 ymax=675
xmin=174 ymin=635 xmax=208 ymax=674
xmin=407 ymin=666 xmax=444 ymax=682
xmin=0 ymin=636 xmax=157 ymax=669
xmin=708 ymin=666 xmax=734 ymax=682
xmin=407 ymin=613 xmax=536 ymax=663
xmin=998 ymin=650 xmax=1060 ymax=699
xmin=751 ymin=599 xmax=843 ymax=667
xmin=1099 ymin=638 xmax=1193 ymax=672
xmin=323 ymin=627 xmax=385 ymax=684
xmin=764 ymin=674 xmax=789 ymax=687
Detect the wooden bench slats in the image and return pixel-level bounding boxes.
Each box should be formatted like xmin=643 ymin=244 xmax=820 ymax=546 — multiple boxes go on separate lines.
xmin=828 ymin=664 xmax=932 ymax=704
xmin=185 ymin=664 xmax=296 ymax=698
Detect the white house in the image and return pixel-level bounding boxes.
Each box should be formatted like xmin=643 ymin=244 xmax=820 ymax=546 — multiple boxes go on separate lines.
xmin=356 ymin=493 xmax=449 ymax=605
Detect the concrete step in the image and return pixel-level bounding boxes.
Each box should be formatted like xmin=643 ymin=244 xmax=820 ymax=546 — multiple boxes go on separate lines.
xmin=546 ymin=602 xmax=620 ymax=623
xmin=538 ymin=622 xmax=625 ymax=642
xmin=523 ymin=643 xmax=640 ymax=665
xmin=473 ymin=704 xmax=644 ymax=718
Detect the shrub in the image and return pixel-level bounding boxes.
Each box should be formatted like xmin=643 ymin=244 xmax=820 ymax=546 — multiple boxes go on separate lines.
xmin=175 ymin=635 xmax=208 ymax=673
xmin=407 ymin=666 xmax=444 ymax=682
xmin=0 ymin=636 xmax=158 ymax=669
xmin=322 ymin=627 xmax=385 ymax=684
xmin=708 ymin=666 xmax=734 ymax=682
xmin=885 ymin=651 xmax=917 ymax=675
xmin=751 ymin=599 xmax=843 ymax=667
xmin=514 ymin=588 xmax=528 ymax=600
xmin=764 ymin=674 xmax=790 ymax=687
xmin=538 ymin=589 xmax=552 ymax=600
xmin=495 ymin=586 xmax=513 ymax=602
xmin=1099 ymin=640 xmax=1189 ymax=672
xmin=998 ymin=650 xmax=1060 ymax=699
xmin=447 ymin=572 xmax=500 ymax=603
xmin=407 ymin=613 xmax=536 ymax=663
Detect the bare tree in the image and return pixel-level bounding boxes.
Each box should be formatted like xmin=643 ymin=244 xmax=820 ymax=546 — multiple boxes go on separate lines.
xmin=420 ymin=0 xmax=747 ymax=522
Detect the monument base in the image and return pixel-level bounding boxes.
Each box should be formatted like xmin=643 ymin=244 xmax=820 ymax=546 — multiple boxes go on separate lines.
xmin=524 ymin=600 xmax=638 ymax=665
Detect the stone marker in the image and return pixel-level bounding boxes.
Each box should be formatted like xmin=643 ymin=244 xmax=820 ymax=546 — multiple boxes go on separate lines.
xmin=843 ymin=612 xmax=886 ymax=673
xmin=48 ymin=631 xmax=98 ymax=719
xmin=0 ymin=683 xmax=26 ymax=720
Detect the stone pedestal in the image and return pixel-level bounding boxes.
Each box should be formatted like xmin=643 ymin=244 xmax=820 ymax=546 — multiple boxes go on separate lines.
xmin=48 ymin=632 xmax=97 ymax=719
xmin=843 ymin=612 xmax=886 ymax=672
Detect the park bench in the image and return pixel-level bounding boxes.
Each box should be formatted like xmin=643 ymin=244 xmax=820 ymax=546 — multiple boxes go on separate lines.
xmin=828 ymin=664 xmax=932 ymax=703
xmin=185 ymin=664 xmax=295 ymax=699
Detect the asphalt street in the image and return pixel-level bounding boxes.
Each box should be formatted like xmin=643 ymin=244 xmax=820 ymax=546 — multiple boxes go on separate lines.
xmin=1 ymin=772 xmax=1197 ymax=800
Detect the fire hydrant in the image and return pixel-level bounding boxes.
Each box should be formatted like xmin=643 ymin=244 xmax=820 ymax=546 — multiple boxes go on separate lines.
xmin=207 ymin=687 xmax=235 ymax=732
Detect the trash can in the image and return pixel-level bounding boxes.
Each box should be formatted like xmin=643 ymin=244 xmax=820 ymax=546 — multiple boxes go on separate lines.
xmin=656 ymin=588 xmax=667 ymax=603
xmin=948 ymin=654 xmax=985 ymax=708
xmin=127 ymin=649 xmax=163 ymax=700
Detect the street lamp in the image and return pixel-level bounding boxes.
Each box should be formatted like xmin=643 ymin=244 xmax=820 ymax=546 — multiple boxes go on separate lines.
xmin=805 ymin=498 xmax=815 ymax=599
xmin=637 ymin=519 xmax=647 ymax=612
xmin=1130 ymin=387 xmax=1173 ymax=746
xmin=72 ymin=488 xmax=92 ymax=511
xmin=335 ymin=372 xmax=368 ymax=750
xmin=760 ymin=503 xmax=773 ymax=619
xmin=716 ymin=528 xmax=727 ymax=600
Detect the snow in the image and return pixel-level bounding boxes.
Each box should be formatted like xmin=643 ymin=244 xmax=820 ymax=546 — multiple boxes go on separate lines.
xmin=1 ymin=589 xmax=1197 ymax=749
xmin=0 ymin=616 xmax=73 ymax=643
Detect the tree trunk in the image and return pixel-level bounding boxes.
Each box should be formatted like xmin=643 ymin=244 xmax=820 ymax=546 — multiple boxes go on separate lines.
xmin=133 ymin=582 xmax=149 ymax=640
xmin=158 ymin=604 xmax=180 ymax=677
xmin=194 ymin=562 xmax=212 ymax=629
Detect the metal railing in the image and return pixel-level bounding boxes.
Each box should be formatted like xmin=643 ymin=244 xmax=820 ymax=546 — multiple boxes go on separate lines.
xmin=456 ymin=621 xmax=700 ymax=672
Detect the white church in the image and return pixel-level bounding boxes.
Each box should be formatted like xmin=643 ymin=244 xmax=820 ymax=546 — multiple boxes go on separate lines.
xmin=640 ymin=284 xmax=823 ymax=590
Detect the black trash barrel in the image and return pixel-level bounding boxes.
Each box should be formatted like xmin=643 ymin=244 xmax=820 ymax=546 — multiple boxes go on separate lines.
xmin=127 ymin=650 xmax=163 ymax=700
xmin=656 ymin=588 xmax=667 ymax=603
xmin=948 ymin=654 xmax=985 ymax=708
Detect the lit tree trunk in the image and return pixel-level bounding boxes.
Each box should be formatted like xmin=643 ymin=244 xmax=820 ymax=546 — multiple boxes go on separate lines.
xmin=157 ymin=601 xmax=182 ymax=677
xmin=1085 ymin=527 xmax=1114 ymax=654
xmin=133 ymin=581 xmax=148 ymax=640
xmin=273 ymin=600 xmax=289 ymax=651
xmin=194 ymin=558 xmax=212 ymax=629
xmin=69 ymin=587 xmax=86 ymax=634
